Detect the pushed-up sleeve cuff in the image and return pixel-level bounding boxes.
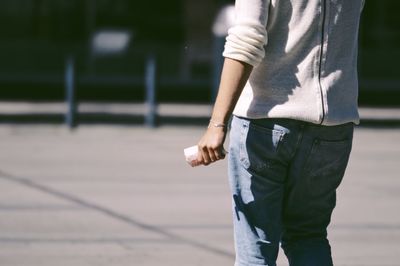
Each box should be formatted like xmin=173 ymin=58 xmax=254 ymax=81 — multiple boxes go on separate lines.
xmin=223 ymin=23 xmax=268 ymax=66
xmin=222 ymin=0 xmax=270 ymax=66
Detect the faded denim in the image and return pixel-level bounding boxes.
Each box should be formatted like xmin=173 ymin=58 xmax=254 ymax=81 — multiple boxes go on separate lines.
xmin=228 ymin=116 xmax=354 ymax=266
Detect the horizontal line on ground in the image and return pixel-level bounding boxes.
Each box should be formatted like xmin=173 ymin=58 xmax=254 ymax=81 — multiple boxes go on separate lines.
xmin=0 ymin=204 xmax=84 ymax=211
xmin=0 ymin=237 xmax=177 ymax=245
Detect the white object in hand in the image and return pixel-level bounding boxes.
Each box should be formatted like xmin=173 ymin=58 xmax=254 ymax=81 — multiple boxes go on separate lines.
xmin=184 ymin=145 xmax=201 ymax=167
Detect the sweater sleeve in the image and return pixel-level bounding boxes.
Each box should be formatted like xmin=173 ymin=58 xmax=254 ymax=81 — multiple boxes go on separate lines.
xmin=223 ymin=0 xmax=270 ymax=67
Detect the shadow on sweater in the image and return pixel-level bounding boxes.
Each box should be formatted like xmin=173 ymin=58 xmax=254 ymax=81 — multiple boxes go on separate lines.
xmin=247 ymin=0 xmax=300 ymax=114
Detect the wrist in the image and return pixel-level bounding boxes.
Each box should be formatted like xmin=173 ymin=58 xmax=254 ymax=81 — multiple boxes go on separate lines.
xmin=208 ymin=119 xmax=227 ymax=129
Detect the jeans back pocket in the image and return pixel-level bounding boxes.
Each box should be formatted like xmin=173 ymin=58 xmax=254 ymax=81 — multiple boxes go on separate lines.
xmin=240 ymin=121 xmax=285 ymax=173
xmin=303 ymin=138 xmax=353 ymax=203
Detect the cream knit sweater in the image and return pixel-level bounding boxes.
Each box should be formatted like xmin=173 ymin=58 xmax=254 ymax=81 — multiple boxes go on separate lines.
xmin=223 ymin=0 xmax=365 ymax=126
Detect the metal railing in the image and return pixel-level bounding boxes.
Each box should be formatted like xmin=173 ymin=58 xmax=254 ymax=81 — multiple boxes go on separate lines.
xmin=64 ymin=53 xmax=158 ymax=129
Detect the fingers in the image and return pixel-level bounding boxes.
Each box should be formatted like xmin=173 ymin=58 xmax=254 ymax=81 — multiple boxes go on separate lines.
xmin=198 ymin=146 xmax=211 ymax=165
xmin=197 ymin=144 xmax=225 ymax=166
xmin=208 ymin=147 xmax=218 ymax=162
xmin=213 ymin=148 xmax=226 ymax=161
xmin=196 ymin=126 xmax=227 ymax=166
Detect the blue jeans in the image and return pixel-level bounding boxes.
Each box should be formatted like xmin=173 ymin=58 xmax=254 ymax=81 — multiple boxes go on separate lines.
xmin=228 ymin=116 xmax=354 ymax=266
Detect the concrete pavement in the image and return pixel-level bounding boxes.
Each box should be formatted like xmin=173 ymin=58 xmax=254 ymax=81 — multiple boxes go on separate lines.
xmin=0 ymin=121 xmax=399 ymax=265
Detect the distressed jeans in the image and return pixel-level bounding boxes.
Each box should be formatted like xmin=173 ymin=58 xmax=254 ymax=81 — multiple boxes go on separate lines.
xmin=228 ymin=116 xmax=354 ymax=266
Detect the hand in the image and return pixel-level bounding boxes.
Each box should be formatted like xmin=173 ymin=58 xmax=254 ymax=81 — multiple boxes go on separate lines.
xmin=197 ymin=125 xmax=227 ymax=166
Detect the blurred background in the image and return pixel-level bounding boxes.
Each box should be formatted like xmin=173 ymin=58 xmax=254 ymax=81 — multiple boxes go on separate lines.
xmin=0 ymin=1 xmax=399 ymax=266
xmin=0 ymin=0 xmax=222 ymax=105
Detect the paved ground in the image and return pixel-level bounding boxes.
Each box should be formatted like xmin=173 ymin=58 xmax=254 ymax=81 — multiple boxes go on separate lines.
xmin=0 ymin=109 xmax=399 ymax=265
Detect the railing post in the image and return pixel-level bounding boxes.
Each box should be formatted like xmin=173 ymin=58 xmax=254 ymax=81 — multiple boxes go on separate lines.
xmin=145 ymin=54 xmax=157 ymax=128
xmin=65 ymin=56 xmax=77 ymax=129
